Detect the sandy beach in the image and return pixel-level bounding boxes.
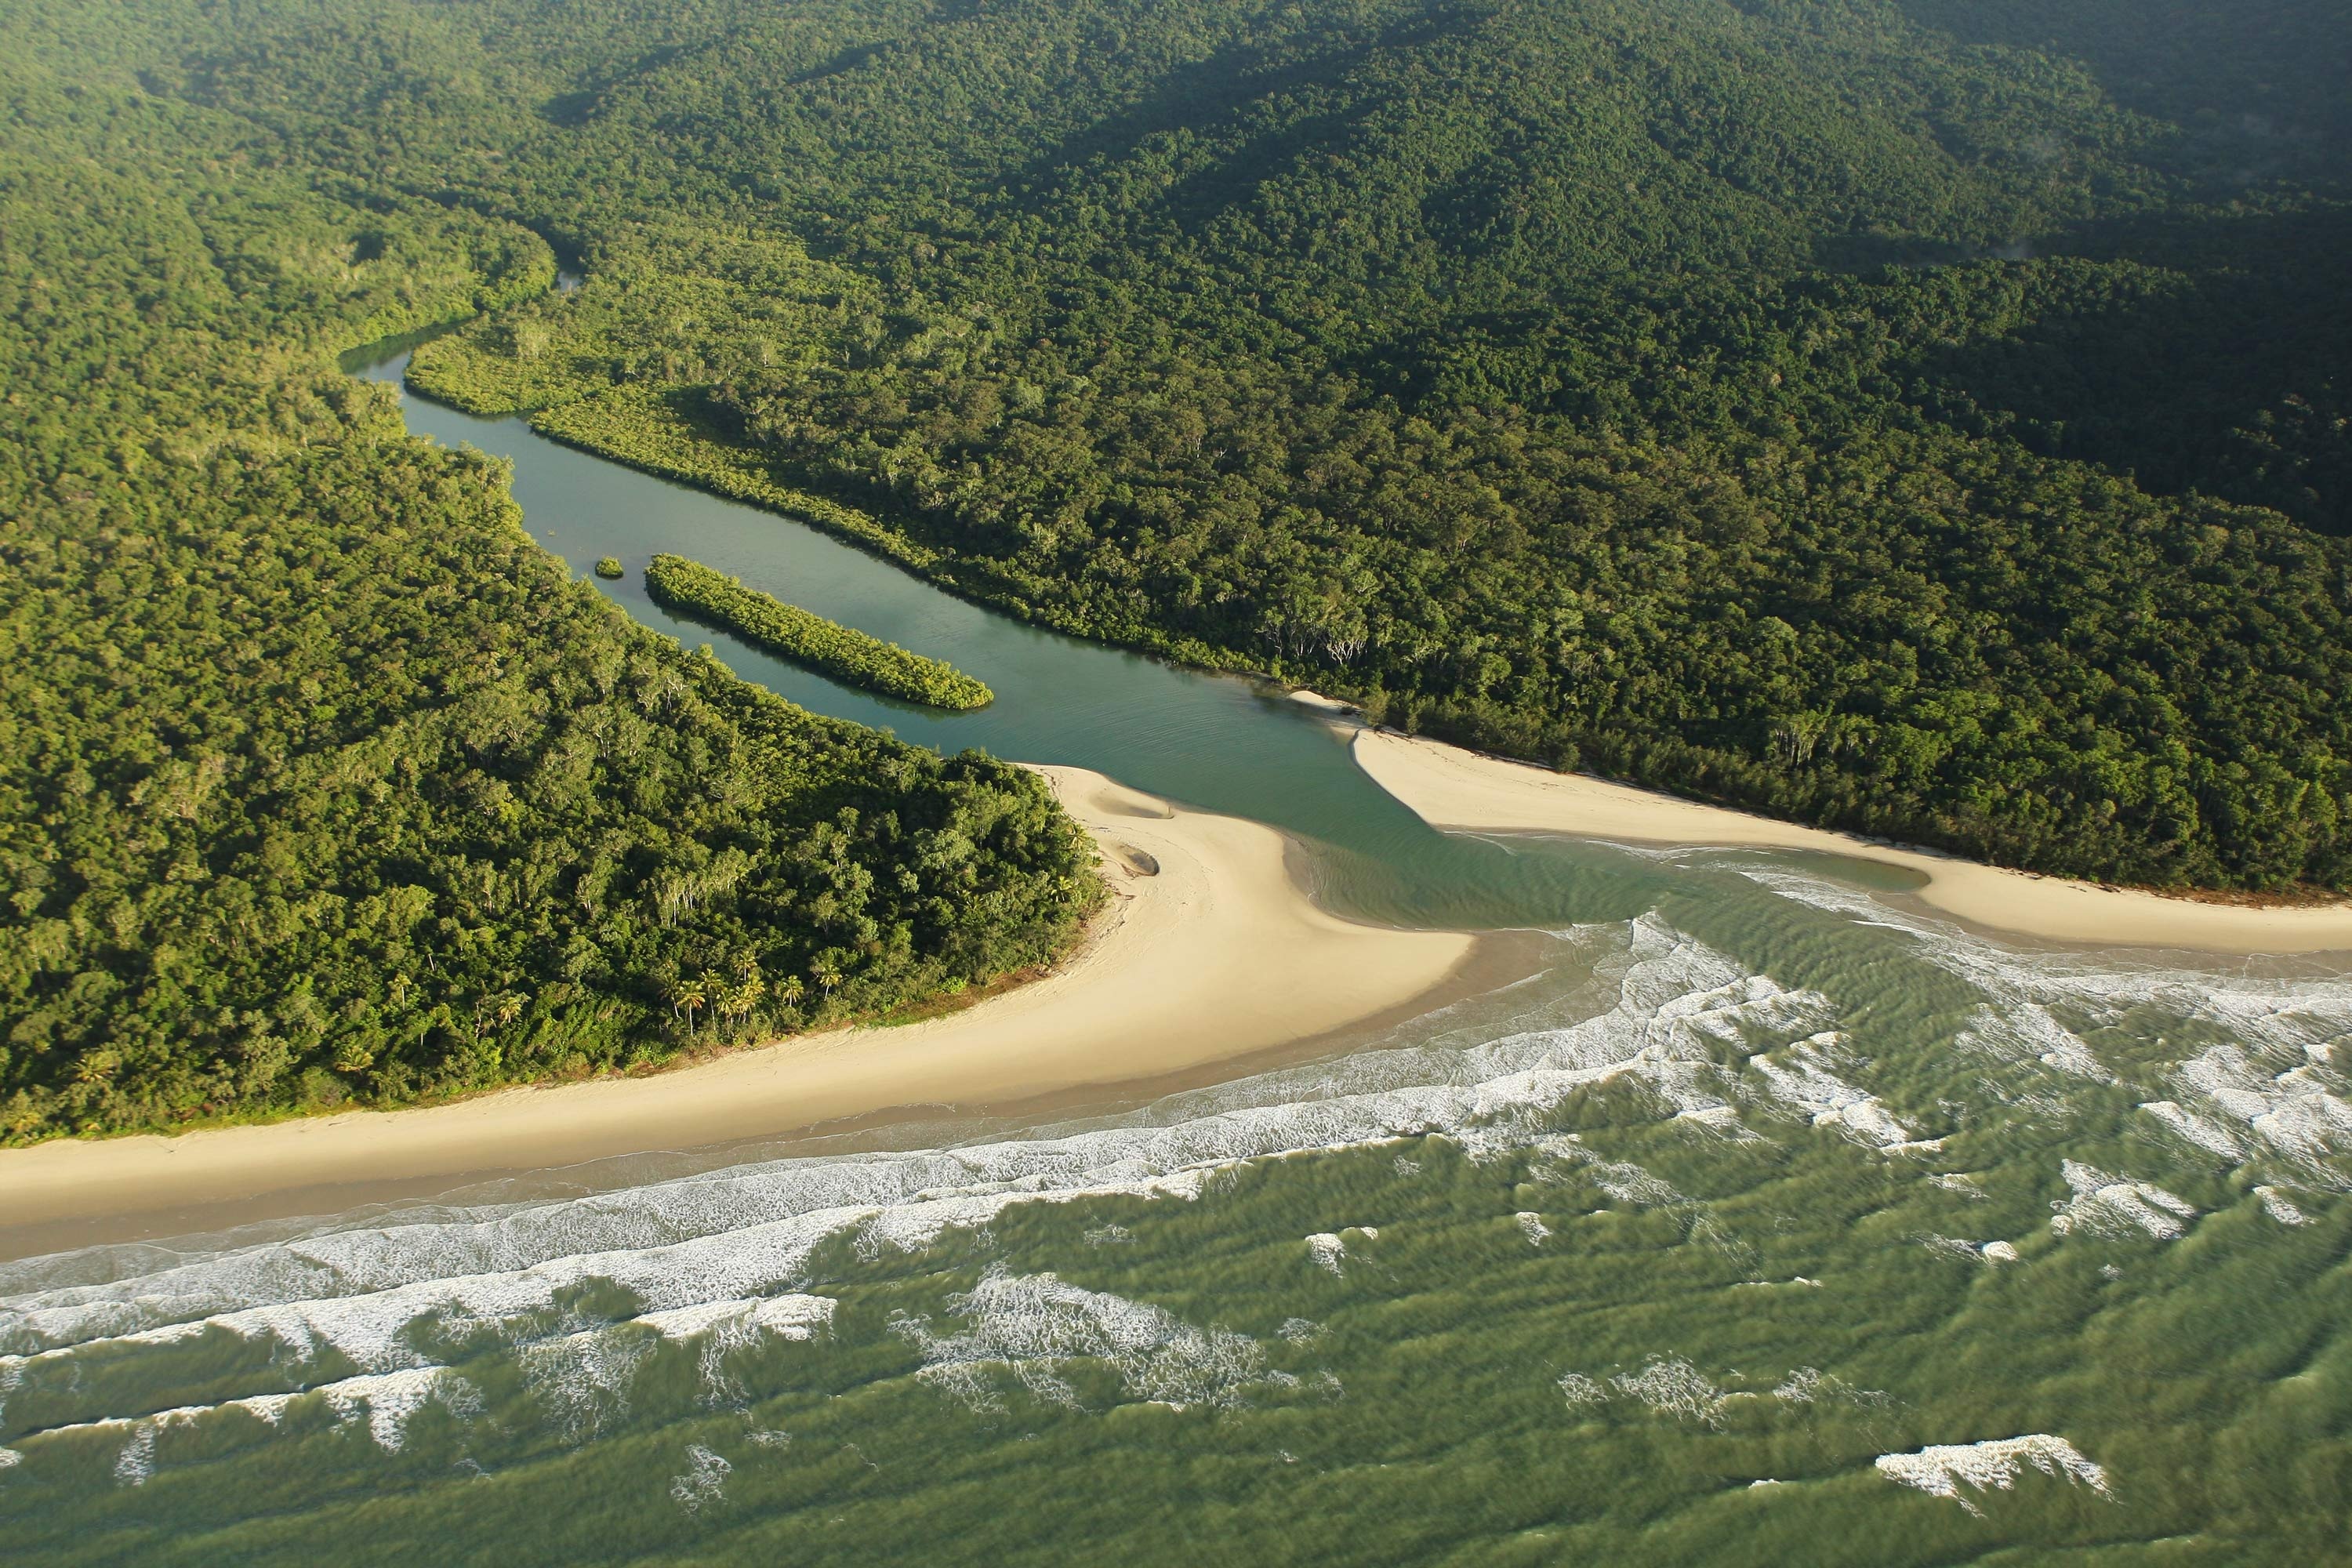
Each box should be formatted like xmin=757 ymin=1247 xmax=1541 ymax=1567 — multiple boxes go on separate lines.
xmin=0 ymin=768 xmax=1475 ymax=1237
xmin=1351 ymin=726 xmax=2352 ymax=954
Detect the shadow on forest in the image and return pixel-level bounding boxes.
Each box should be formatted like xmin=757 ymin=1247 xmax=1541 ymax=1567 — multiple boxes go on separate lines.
xmin=995 ymin=11 xmax=1463 ymax=235
xmin=1893 ymin=0 xmax=2352 ymax=171
xmin=1897 ymin=203 xmax=2352 ymax=535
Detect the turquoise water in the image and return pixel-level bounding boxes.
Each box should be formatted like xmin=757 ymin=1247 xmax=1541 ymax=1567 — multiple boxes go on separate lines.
xmin=2 ymin=354 xmax=2347 ymax=1563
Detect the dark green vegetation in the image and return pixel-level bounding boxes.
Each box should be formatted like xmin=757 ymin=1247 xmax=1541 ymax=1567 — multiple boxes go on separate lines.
xmin=647 ymin=554 xmax=995 ymax=710
xmin=0 ymin=9 xmax=1099 ymax=1141
xmin=5 ymin=0 xmax=2351 ymax=1131
xmin=595 ymin=556 xmax=624 ymax=579
xmin=334 ymin=0 xmax=2352 ymax=891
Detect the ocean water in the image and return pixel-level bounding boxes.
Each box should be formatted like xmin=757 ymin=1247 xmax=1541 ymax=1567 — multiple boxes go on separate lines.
xmin=2 ymin=355 xmax=2345 ymax=1563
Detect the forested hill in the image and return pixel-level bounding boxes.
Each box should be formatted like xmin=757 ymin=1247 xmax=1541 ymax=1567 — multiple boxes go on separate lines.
xmin=79 ymin=0 xmax=2337 ymax=896
xmin=1 ymin=1 xmax=2347 ymax=1157
xmin=0 ymin=27 xmax=1101 ymax=1142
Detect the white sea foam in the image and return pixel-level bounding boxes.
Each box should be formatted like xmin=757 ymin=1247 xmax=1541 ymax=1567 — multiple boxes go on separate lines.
xmin=636 ymin=1294 xmax=837 ymax=1403
xmin=1748 ymin=1033 xmax=1919 ymax=1151
xmin=229 ymin=1392 xmax=299 ymax=1426
xmin=1557 ymin=1371 xmax=1608 ymax=1407
xmin=6 ymin=1363 xmax=477 ymax=1488
xmin=2165 ymin=1047 xmax=2352 ymax=1166
xmin=1740 ymin=862 xmax=2352 ymax=1116
xmin=1515 ymin=1212 xmax=1552 ymax=1244
xmin=113 ymin=1420 xmax=158 ymax=1486
xmin=895 ymin=1268 xmax=1270 ymax=1414
xmin=1874 ymin=1434 xmax=2111 ymax=1517
xmin=2049 ymin=1160 xmax=2197 ymax=1240
xmin=1770 ymin=1365 xmax=1891 ymax=1410
xmin=1579 ymin=1157 xmax=1685 ymax=1208
xmin=0 ymin=1446 xmax=19 ymax=1470
xmin=1917 ymin=1233 xmax=2018 ymax=1265
xmin=3 ymin=920 xmax=1844 ymax=1378
xmin=1773 ymin=1367 xmax=1828 ymax=1403
xmin=670 ymin=1443 xmax=731 ymax=1512
xmin=318 ymin=1367 xmax=481 ymax=1451
xmin=519 ymin=1325 xmax=655 ymax=1442
xmin=1610 ymin=1356 xmax=1730 ymax=1427
xmin=1671 ymin=1104 xmax=1759 ymax=1139
xmin=634 ymin=1294 xmax=836 ymax=1344
xmin=2253 ymin=1185 xmax=2310 ymax=1225
xmin=0 ymin=913 xmax=2057 ymax=1460
xmin=2138 ymin=1100 xmax=2249 ymax=1160
xmin=1956 ymin=1003 xmax=2112 ymax=1083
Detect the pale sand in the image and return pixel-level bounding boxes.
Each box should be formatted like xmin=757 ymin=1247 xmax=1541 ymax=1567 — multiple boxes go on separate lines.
xmin=1351 ymin=726 xmax=2352 ymax=955
xmin=0 ymin=768 xmax=1474 ymax=1232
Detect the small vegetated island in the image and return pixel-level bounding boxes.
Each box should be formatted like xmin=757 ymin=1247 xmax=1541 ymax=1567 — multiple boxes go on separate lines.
xmin=644 ymin=554 xmax=993 ymax=710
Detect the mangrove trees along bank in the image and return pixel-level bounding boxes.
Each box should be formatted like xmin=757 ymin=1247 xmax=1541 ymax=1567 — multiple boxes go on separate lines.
xmin=645 ymin=554 xmax=994 ymax=710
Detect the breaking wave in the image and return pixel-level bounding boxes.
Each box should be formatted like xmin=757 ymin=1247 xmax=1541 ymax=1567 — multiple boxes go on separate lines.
xmin=893 ymin=1267 xmax=1274 ymax=1413
xmin=0 ymin=916 xmax=1844 ymax=1471
xmin=3 ymin=899 xmax=2340 ymax=1489
xmin=1875 ymin=1434 xmax=2111 ymax=1516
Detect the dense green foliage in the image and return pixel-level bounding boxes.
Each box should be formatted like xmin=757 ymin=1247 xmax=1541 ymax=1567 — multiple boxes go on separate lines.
xmin=647 ymin=554 xmax=996 ymax=710
xmin=379 ymin=0 xmax=2343 ymax=892
xmin=5 ymin=0 xmax=2351 ymax=1146
xmin=0 ymin=14 xmax=1099 ymax=1141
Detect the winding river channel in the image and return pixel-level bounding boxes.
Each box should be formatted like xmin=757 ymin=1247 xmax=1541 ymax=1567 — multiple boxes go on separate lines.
xmin=0 ymin=345 xmax=2346 ymax=1565
xmin=343 ymin=341 xmax=1942 ymax=952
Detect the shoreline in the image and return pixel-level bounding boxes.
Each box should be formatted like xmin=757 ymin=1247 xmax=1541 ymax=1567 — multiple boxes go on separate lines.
xmin=1345 ymin=720 xmax=2352 ymax=955
xmin=0 ymin=768 xmax=1475 ymax=1243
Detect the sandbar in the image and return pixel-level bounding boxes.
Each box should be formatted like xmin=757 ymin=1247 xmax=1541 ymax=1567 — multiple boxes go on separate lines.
xmin=0 ymin=768 xmax=1475 ymax=1235
xmin=1351 ymin=726 xmax=2352 ymax=955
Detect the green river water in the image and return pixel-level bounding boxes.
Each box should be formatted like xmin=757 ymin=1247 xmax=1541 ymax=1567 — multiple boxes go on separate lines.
xmin=0 ymin=345 xmax=2346 ymax=1565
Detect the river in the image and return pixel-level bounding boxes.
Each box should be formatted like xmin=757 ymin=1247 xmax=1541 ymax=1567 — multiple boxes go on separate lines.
xmin=0 ymin=347 xmax=2346 ymax=1565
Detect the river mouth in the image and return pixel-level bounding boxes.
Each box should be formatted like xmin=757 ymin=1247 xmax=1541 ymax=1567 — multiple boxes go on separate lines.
xmin=343 ymin=344 xmax=1977 ymax=938
xmin=0 ymin=341 xmax=2344 ymax=1567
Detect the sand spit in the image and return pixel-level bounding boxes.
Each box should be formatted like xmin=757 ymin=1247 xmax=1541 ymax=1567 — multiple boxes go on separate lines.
xmin=0 ymin=768 xmax=1473 ymax=1235
xmin=1350 ymin=727 xmax=2352 ymax=955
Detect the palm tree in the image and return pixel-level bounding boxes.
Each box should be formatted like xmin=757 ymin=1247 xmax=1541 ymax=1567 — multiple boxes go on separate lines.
xmin=717 ymin=973 xmax=765 ymax=1029
xmin=669 ymin=976 xmax=707 ymax=1033
xmin=472 ymin=991 xmax=527 ymax=1040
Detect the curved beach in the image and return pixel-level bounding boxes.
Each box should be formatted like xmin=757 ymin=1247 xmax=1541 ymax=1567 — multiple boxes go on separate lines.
xmin=0 ymin=768 xmax=1475 ymax=1236
xmin=1352 ymin=726 xmax=2352 ymax=954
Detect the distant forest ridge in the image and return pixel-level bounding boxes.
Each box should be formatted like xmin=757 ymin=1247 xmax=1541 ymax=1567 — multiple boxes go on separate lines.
xmin=387 ymin=0 xmax=2352 ymax=889
xmin=2 ymin=0 xmax=2349 ymax=1129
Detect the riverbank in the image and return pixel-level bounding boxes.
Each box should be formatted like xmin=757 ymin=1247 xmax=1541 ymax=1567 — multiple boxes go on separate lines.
xmin=0 ymin=768 xmax=1475 ymax=1239
xmin=1350 ymin=725 xmax=2352 ymax=954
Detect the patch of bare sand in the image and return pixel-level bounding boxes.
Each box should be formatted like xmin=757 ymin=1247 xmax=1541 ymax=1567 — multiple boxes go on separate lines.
xmin=0 ymin=768 xmax=1473 ymax=1232
xmin=1351 ymin=726 xmax=2352 ymax=955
